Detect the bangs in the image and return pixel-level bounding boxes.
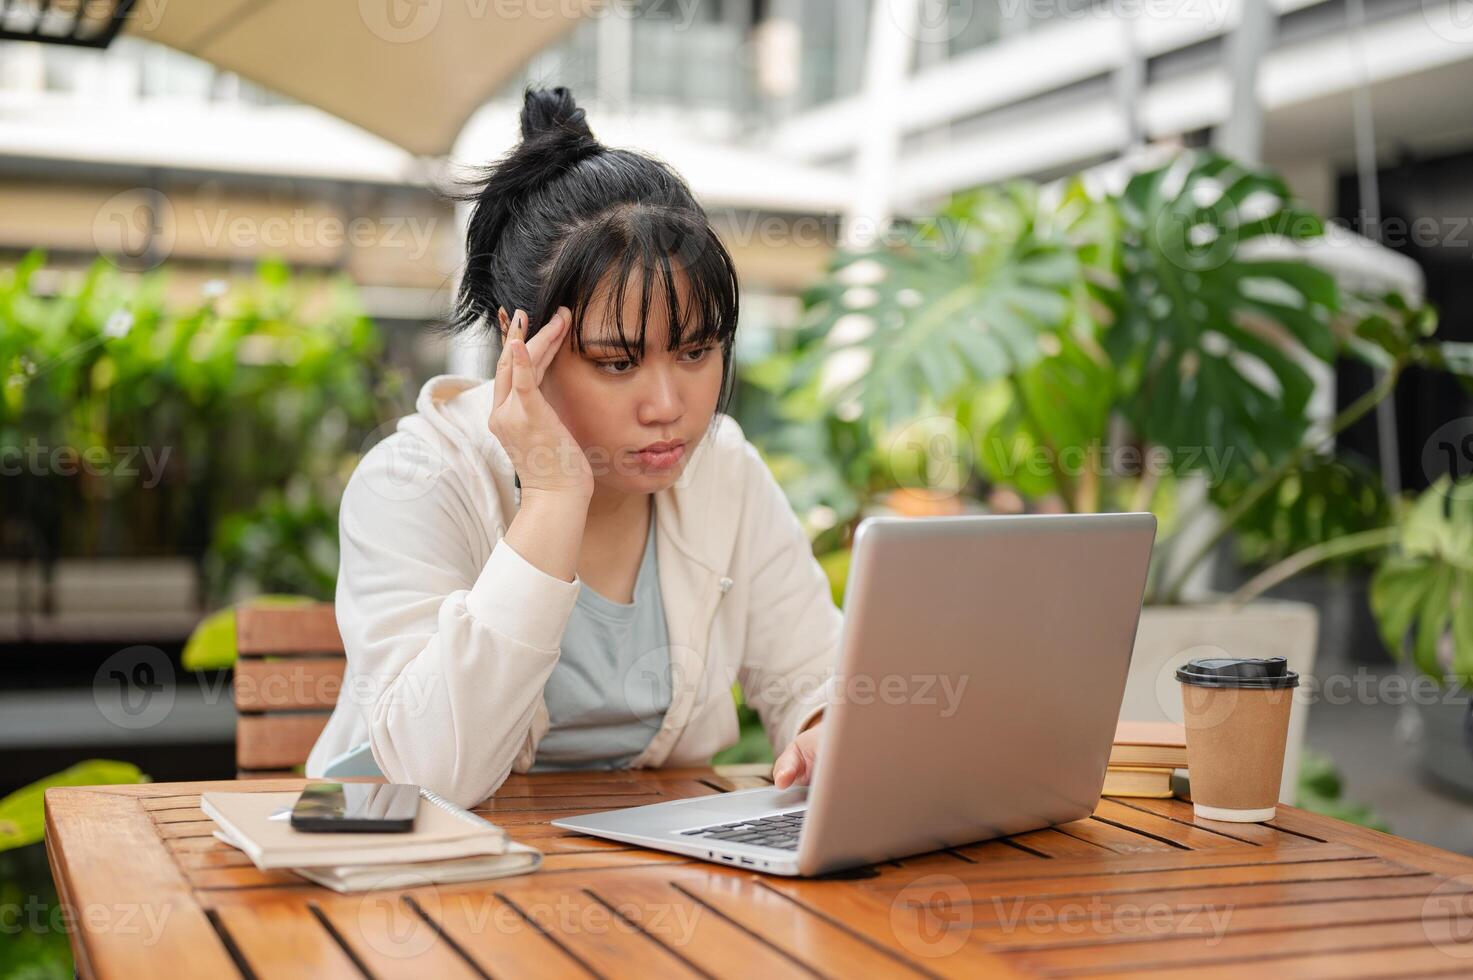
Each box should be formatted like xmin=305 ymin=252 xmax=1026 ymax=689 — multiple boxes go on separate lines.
xmin=536 ymin=203 xmax=739 ymax=362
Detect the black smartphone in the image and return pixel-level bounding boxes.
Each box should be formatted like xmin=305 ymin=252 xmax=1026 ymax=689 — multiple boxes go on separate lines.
xmin=290 ymin=782 xmax=420 ymax=832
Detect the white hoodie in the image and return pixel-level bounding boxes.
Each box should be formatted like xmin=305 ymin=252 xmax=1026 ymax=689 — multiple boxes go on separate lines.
xmin=305 ymin=374 xmax=841 ymax=807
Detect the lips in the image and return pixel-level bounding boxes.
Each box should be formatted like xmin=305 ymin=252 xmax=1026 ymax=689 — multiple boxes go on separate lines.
xmin=633 ymin=439 xmax=687 ymax=470
xmin=637 ymin=439 xmax=685 ymax=454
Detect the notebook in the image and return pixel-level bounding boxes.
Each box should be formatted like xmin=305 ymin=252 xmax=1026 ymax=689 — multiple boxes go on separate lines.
xmin=202 ymin=785 xmax=541 ymax=892
xmin=1110 ymin=720 xmax=1188 ymax=769
xmin=1101 ymin=766 xmax=1175 ymax=798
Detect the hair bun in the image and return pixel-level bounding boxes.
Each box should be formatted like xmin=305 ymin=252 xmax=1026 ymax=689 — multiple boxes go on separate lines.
xmin=520 ymin=86 xmax=595 ymax=143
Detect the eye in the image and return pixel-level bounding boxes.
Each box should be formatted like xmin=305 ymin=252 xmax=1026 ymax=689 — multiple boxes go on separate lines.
xmin=679 ymin=345 xmax=714 ymax=363
xmin=595 ymin=358 xmax=637 ymax=376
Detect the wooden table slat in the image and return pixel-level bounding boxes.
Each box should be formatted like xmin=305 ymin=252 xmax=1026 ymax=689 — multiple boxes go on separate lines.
xmin=1101 ymin=796 xmax=1315 ymax=848
xmin=1077 ymin=941 xmax=1473 ymax=980
xmin=420 ymin=890 xmax=598 ymax=979
xmin=44 ymin=766 xmax=1473 ymax=980
xmin=211 ymin=899 xmax=366 ymax=980
xmin=309 ymin=893 xmax=487 ymax=980
xmin=675 ymin=872 xmax=937 ymax=977
xmin=962 ymin=873 xmax=1463 ymax=934
xmin=1051 ymin=817 xmax=1181 ymax=855
xmin=599 ymin=875 xmax=832 ymax=979
xmin=1090 ymin=799 xmax=1265 ymax=851
xmin=1002 ymin=828 xmax=1115 ymax=859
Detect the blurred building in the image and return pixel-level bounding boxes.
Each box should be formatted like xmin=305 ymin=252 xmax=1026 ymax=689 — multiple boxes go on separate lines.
xmin=4 ymin=0 xmax=1468 ymax=520
xmin=3 ymin=0 xmax=1470 ymax=366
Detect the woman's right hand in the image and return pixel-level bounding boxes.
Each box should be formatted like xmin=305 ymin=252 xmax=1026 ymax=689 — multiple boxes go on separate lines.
xmin=489 ymin=307 xmax=593 ymax=499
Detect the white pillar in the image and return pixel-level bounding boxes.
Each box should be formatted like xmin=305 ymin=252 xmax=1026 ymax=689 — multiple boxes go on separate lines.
xmin=842 ymin=0 xmax=920 ymax=247
xmin=1215 ymin=0 xmax=1276 ymax=164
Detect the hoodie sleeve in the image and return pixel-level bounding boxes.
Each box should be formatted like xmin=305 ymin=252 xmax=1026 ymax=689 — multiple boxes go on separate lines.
xmin=731 ymin=438 xmax=842 ymax=756
xmin=332 ymin=428 xmax=579 ymax=808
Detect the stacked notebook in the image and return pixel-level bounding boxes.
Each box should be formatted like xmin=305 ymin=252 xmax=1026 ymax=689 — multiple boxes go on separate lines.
xmin=201 ymin=786 xmax=542 ymax=893
xmin=1102 ymin=720 xmax=1189 ymax=798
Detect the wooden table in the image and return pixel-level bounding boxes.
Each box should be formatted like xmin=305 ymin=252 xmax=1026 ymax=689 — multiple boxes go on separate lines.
xmin=45 ymin=765 xmax=1473 ymax=978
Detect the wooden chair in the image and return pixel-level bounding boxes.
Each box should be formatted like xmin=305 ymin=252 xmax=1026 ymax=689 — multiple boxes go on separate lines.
xmin=233 ymin=604 xmax=345 ymax=778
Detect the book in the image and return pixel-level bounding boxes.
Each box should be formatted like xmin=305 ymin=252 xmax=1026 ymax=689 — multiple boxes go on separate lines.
xmin=1111 ymin=720 xmax=1188 ymax=769
xmin=1101 ymin=766 xmax=1175 ymax=798
xmin=284 ymin=849 xmax=542 ymax=894
xmin=201 ymin=785 xmax=541 ymax=891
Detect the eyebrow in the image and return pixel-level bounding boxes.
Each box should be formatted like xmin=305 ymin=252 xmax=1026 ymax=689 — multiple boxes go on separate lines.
xmin=581 ymin=337 xmax=711 ymax=352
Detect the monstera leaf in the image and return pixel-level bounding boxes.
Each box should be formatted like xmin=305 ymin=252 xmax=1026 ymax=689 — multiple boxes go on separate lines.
xmin=0 ymin=760 xmax=146 ymax=851
xmin=973 ymin=329 xmax=1117 ymax=506
xmin=1213 ymin=453 xmax=1390 ymax=568
xmin=776 ymin=181 xmax=1102 ymax=427
xmin=1110 ymin=152 xmax=1338 ymax=478
xmin=1370 ymin=477 xmax=1473 ymax=682
xmin=1343 ymin=291 xmax=1439 ymax=371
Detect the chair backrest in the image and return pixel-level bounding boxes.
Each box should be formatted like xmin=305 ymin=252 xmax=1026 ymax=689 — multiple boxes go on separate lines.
xmin=234 ymin=604 xmax=345 ymax=777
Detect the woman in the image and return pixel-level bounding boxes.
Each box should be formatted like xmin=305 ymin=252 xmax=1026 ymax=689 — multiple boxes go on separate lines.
xmin=305 ymin=87 xmax=841 ymax=808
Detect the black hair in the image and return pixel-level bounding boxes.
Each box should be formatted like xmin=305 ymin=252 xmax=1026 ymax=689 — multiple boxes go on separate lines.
xmin=446 ymin=86 xmax=740 ymax=414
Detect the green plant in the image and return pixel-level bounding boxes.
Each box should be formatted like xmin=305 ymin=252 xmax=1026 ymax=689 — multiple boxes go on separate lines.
xmin=1 ymin=252 xmax=405 ymax=602
xmin=1215 ymin=453 xmax=1391 ymax=571
xmin=1295 ymin=748 xmax=1389 ymax=832
xmin=710 ymin=702 xmax=775 ymax=766
xmin=0 ymin=754 xmax=147 ymax=848
xmin=1370 ymin=477 xmax=1473 ymax=681
xmin=1165 ymin=291 xmax=1466 ymax=603
xmin=0 ymin=760 xmax=147 ymax=852
xmin=0 ymin=845 xmax=73 ymax=980
xmin=0 ymin=762 xmax=146 ymax=980
xmin=1108 ymin=154 xmax=1337 ymax=484
xmin=745 ymin=151 xmax=1473 ymax=621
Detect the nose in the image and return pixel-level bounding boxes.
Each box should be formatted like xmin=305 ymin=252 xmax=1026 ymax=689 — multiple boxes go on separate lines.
xmin=637 ymin=361 xmax=685 ymax=427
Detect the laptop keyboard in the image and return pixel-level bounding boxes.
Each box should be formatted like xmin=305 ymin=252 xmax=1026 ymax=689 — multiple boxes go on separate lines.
xmin=679 ymin=810 xmax=805 ymax=850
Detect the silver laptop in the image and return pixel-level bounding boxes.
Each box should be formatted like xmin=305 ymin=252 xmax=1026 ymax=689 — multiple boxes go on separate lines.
xmin=552 ymin=512 xmax=1157 ymax=876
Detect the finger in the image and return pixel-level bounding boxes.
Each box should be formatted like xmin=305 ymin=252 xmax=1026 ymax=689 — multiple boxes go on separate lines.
xmin=773 ymin=745 xmax=802 ymax=789
xmin=530 ymin=313 xmax=570 ymax=381
xmin=493 ymin=346 xmax=510 ymax=409
xmin=526 ymin=309 xmax=568 ymax=371
xmin=492 ymin=310 xmax=523 ymax=409
xmin=796 ymin=749 xmax=815 ymax=786
xmin=511 ymin=338 xmax=535 ymax=394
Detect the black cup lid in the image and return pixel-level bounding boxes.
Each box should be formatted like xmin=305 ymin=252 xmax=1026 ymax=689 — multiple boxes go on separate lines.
xmin=1176 ymin=656 xmax=1299 ymax=689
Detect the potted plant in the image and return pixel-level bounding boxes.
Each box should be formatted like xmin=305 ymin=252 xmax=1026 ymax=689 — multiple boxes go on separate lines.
xmin=742 ymin=150 xmax=1473 ymax=801
xmin=1 ymin=252 xmax=405 ymax=636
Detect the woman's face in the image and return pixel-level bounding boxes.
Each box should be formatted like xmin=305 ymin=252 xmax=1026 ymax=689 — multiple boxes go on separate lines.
xmin=539 ymin=270 xmax=725 ymax=497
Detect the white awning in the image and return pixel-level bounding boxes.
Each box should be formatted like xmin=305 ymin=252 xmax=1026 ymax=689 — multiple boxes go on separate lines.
xmin=124 ymin=0 xmax=590 ymax=156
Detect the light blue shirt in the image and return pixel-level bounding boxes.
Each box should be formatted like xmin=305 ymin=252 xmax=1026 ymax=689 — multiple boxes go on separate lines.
xmin=319 ymin=514 xmax=672 ymax=780
xmin=531 ymin=514 xmax=672 ymax=770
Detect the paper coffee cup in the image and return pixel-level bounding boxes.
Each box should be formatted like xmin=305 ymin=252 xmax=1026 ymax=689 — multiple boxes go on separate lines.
xmin=1176 ymin=657 xmax=1299 ymax=822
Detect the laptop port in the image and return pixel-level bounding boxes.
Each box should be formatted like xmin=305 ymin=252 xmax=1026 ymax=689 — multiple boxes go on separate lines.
xmin=739 ymin=857 xmax=754 ymax=865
